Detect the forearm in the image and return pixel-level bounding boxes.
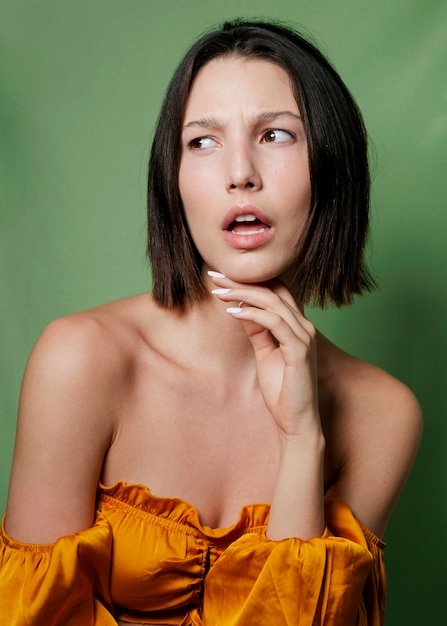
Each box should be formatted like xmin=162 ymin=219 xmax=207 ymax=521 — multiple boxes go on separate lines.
xmin=266 ymin=427 xmax=326 ymax=541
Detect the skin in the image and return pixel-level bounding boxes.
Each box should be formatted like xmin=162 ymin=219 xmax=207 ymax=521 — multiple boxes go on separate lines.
xmin=5 ymin=57 xmax=423 ymax=625
xmin=179 ymin=57 xmax=311 ymax=285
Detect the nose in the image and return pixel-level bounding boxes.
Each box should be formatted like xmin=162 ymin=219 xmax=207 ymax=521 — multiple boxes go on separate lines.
xmin=226 ymin=141 xmax=262 ymax=192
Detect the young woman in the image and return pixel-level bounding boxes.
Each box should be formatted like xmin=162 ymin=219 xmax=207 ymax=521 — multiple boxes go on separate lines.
xmin=0 ymin=20 xmax=422 ymax=626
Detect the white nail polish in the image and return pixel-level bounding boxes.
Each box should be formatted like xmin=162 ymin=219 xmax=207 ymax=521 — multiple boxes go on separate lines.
xmin=226 ymin=307 xmax=243 ymax=314
xmin=207 ymin=271 xmax=226 ymax=278
xmin=212 ymin=288 xmax=231 ymax=294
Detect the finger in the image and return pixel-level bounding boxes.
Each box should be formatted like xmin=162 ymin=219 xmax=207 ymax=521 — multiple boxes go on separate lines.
xmin=227 ymin=306 xmax=315 ymax=366
xmin=207 ymin=271 xmax=316 ymax=342
xmin=208 ymin=272 xmax=302 ymax=324
xmin=239 ymin=318 xmax=276 ymax=356
xmin=213 ymin=285 xmax=313 ymax=344
xmin=269 ymin=281 xmax=316 ymax=335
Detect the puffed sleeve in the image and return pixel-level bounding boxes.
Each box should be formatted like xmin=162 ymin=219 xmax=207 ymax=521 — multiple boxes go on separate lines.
xmin=0 ymin=512 xmax=117 ymax=625
xmin=196 ymin=498 xmax=386 ymax=626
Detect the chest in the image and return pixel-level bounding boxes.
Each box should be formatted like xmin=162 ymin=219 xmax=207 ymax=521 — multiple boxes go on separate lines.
xmin=106 ymin=379 xmax=276 ymax=521
xmin=101 ymin=357 xmax=339 ymax=528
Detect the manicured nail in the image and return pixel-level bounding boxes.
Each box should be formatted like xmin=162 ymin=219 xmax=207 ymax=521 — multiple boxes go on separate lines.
xmin=207 ymin=271 xmax=226 ymax=278
xmin=211 ymin=288 xmax=231 ymax=294
xmin=226 ymin=307 xmax=243 ymax=314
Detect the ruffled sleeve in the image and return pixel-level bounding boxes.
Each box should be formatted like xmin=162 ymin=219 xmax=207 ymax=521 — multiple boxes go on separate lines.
xmin=196 ymin=498 xmax=386 ymax=626
xmin=0 ymin=512 xmax=117 ymax=625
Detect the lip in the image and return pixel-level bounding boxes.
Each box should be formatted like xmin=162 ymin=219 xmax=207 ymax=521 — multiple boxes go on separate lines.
xmin=221 ymin=204 xmax=274 ymax=250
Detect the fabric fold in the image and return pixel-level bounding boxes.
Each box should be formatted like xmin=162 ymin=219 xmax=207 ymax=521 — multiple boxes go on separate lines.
xmin=0 ymin=484 xmax=385 ymax=625
xmin=198 ymin=499 xmax=385 ymax=625
xmin=0 ymin=512 xmax=117 ymax=625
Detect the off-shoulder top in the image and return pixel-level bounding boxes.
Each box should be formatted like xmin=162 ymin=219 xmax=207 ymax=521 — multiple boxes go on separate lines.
xmin=0 ymin=481 xmax=386 ymax=625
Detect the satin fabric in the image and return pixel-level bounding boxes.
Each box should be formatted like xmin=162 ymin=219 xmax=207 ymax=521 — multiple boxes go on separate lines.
xmin=0 ymin=481 xmax=386 ymax=625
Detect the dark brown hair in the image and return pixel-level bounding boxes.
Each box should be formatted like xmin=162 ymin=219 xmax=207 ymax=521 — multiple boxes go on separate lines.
xmin=147 ymin=19 xmax=375 ymax=308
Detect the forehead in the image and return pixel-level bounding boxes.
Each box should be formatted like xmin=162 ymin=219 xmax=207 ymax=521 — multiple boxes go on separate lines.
xmin=183 ymin=55 xmax=298 ymax=120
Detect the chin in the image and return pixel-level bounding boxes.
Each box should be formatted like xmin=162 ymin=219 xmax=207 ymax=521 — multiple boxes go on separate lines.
xmin=226 ymin=267 xmax=284 ymax=285
xmin=204 ymin=255 xmax=295 ymax=286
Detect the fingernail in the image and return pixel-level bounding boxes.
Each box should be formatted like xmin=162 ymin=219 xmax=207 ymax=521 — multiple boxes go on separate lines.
xmin=226 ymin=307 xmax=243 ymax=314
xmin=211 ymin=288 xmax=231 ymax=294
xmin=207 ymin=271 xmax=226 ymax=278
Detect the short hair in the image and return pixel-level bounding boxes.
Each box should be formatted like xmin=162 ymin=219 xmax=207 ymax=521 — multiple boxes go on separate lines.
xmin=147 ymin=19 xmax=376 ymax=309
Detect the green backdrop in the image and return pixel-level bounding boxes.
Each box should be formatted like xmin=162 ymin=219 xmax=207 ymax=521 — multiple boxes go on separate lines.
xmin=1 ymin=0 xmax=446 ymax=623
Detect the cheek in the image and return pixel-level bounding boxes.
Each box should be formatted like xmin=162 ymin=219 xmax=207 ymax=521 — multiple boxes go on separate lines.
xmin=178 ymin=166 xmax=209 ymax=241
xmin=178 ymin=159 xmax=212 ymax=211
xmin=280 ymin=167 xmax=311 ymax=210
xmin=270 ymin=152 xmax=310 ymax=182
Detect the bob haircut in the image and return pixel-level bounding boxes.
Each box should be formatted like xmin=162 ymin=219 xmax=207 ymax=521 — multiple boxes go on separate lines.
xmin=147 ymin=19 xmax=376 ymax=308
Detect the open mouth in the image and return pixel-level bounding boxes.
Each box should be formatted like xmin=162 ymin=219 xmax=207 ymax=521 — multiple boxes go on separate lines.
xmin=227 ymin=214 xmax=271 ymax=235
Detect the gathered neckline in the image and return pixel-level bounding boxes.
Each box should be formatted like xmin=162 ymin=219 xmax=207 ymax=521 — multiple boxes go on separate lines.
xmin=98 ymin=480 xmax=271 ymax=539
xmin=98 ymin=480 xmax=385 ymax=548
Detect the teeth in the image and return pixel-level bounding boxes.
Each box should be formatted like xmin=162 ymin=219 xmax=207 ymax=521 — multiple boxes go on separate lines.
xmin=232 ymin=227 xmax=268 ymax=235
xmin=235 ymin=214 xmax=257 ymax=222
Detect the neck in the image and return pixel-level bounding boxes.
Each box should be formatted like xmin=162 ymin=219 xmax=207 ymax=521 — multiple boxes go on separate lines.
xmin=185 ymin=292 xmax=255 ymax=368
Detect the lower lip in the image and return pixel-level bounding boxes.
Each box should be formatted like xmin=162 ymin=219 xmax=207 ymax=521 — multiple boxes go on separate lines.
xmin=222 ymin=227 xmax=274 ymax=249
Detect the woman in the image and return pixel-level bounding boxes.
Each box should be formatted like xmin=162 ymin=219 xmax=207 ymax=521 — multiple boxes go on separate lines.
xmin=0 ymin=19 xmax=422 ymax=625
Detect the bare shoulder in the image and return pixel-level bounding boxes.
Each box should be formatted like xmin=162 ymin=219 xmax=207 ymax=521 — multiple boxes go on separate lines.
xmin=31 ymin=294 xmax=149 ymax=373
xmin=18 ymin=295 xmax=148 ymax=417
xmin=319 ymin=334 xmax=423 ymax=537
xmin=5 ymin=293 xmax=152 ymax=543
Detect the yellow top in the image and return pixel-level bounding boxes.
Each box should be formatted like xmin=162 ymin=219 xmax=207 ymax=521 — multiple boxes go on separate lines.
xmin=0 ymin=481 xmax=386 ymax=625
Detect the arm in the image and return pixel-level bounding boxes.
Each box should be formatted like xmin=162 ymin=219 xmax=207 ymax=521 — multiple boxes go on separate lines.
xmin=6 ymin=314 xmax=117 ymax=541
xmin=211 ymin=274 xmax=422 ymax=539
xmin=210 ymin=275 xmax=325 ymax=540
xmin=324 ymin=364 xmax=422 ymax=538
xmin=1 ymin=313 xmax=122 ymax=624
xmin=208 ymin=275 xmax=420 ymax=625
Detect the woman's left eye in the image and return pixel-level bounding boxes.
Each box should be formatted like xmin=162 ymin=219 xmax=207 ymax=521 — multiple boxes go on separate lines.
xmin=261 ymin=129 xmax=294 ymax=143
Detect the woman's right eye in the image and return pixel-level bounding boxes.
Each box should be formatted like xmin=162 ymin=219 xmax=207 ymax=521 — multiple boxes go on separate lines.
xmin=188 ymin=136 xmax=217 ymax=150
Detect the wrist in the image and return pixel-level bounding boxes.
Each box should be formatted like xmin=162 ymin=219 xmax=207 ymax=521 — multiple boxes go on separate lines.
xmin=267 ymin=432 xmax=326 ymax=540
xmin=278 ymin=424 xmax=326 ymax=456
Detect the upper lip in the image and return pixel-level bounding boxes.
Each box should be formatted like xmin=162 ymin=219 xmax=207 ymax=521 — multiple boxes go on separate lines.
xmin=221 ymin=204 xmax=272 ymax=231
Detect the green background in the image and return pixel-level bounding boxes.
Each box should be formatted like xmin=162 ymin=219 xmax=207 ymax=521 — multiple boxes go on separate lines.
xmin=1 ymin=0 xmax=445 ymax=623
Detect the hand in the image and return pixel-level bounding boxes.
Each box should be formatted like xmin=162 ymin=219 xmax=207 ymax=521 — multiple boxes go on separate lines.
xmin=209 ymin=272 xmax=322 ymax=441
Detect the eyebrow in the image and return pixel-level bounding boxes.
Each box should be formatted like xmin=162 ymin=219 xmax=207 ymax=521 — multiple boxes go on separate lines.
xmin=183 ymin=110 xmax=302 ymax=130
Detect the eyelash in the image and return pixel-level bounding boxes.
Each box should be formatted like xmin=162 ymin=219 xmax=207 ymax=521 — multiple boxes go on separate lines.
xmin=187 ymin=128 xmax=295 ymax=151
